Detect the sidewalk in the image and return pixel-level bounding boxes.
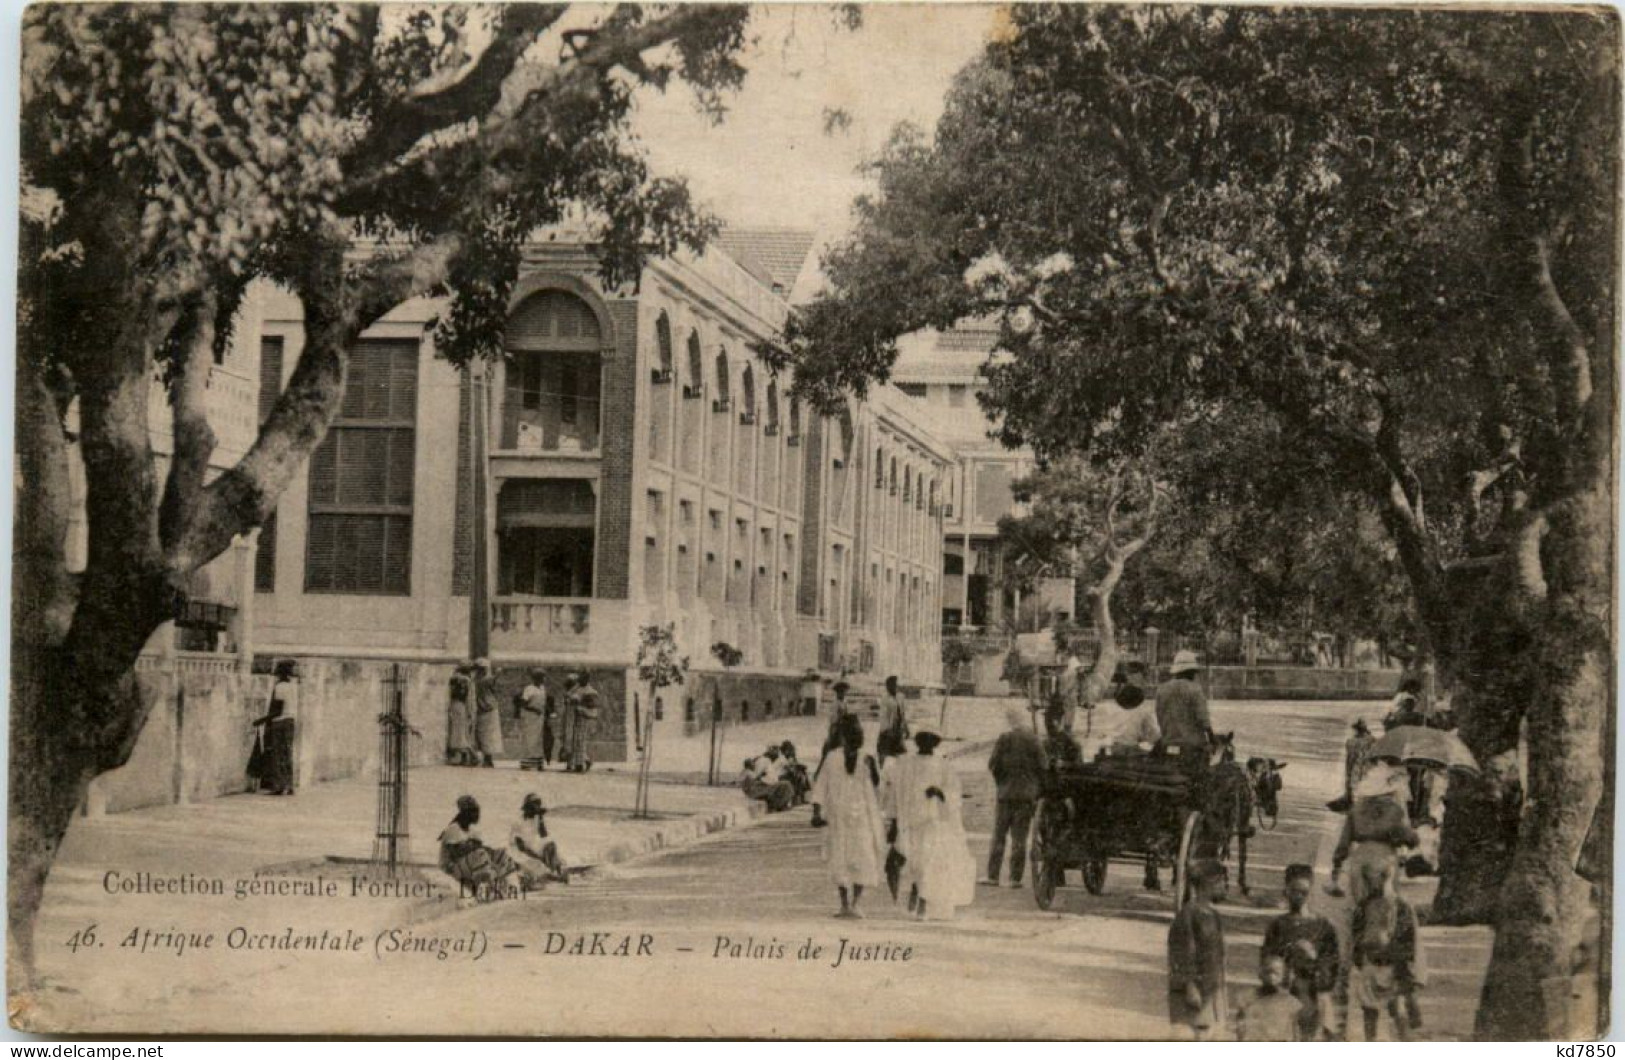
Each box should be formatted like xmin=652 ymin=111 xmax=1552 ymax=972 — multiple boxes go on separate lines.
xmin=33 ymin=760 xmax=763 ymax=1002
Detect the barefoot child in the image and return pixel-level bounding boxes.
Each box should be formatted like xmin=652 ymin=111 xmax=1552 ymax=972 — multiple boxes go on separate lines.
xmin=1168 ymin=860 xmax=1229 ymax=1040
xmin=1350 ymin=885 xmax=1426 ymax=1040
xmin=1235 ymin=954 xmax=1305 ymax=1041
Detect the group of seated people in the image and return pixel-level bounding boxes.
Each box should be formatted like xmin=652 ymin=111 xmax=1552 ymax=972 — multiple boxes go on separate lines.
xmin=437 ymin=793 xmax=572 ymax=900
xmin=739 ymin=742 xmax=812 ymax=812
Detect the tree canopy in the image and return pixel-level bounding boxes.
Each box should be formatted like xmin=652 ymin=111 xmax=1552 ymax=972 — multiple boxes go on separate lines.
xmin=767 ymin=6 xmax=1616 ymax=1037
xmin=13 ymin=2 xmax=764 ymax=987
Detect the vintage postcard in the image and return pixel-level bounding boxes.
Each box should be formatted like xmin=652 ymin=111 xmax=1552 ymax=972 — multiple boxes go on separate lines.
xmin=11 ymin=1 xmax=1617 ymax=1040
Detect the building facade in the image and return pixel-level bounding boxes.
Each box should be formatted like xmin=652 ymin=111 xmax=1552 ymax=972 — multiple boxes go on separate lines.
xmin=247 ymin=231 xmax=953 ymax=763
xmin=889 ymin=323 xmax=1040 ymax=634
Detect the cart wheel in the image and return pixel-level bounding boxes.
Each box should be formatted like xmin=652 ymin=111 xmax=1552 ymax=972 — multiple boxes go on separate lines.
xmin=1031 ymin=801 xmax=1061 ymax=911
xmin=1082 ymin=855 xmax=1108 ymax=895
xmin=1173 ymin=810 xmax=1203 ymax=913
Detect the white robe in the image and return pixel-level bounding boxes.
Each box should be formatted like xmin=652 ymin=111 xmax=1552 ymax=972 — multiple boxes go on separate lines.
xmin=882 ymin=753 xmax=974 ymax=917
xmin=811 ymin=750 xmax=888 ymax=889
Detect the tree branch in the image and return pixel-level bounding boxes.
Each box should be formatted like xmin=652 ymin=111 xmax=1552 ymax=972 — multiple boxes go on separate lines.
xmin=158 ymin=291 xmax=218 ymax=558
xmin=169 ymin=236 xmax=463 ymax=573
xmin=1532 ymin=229 xmax=1594 ymax=426
xmin=340 ymin=5 xmax=569 ymax=180
xmin=343 ymin=5 xmax=732 ymax=209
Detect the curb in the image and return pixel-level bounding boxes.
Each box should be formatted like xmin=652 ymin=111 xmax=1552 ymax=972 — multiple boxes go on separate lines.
xmin=944 ymin=738 xmax=996 ymax=761
xmin=588 ymin=799 xmax=768 ymax=868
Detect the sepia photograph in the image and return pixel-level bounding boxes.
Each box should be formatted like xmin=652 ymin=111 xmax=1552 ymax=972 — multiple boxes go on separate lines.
xmin=9 ymin=1 xmax=1619 ymax=1041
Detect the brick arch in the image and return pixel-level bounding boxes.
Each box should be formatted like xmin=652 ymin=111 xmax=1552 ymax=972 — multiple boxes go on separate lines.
xmin=506 ymin=272 xmax=615 ymax=349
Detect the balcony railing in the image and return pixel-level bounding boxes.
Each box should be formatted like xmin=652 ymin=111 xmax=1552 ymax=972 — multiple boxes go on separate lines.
xmin=491 ymin=598 xmax=592 ymax=650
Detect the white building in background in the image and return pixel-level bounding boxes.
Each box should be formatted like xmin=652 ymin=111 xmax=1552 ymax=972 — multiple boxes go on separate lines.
xmin=889 ymin=322 xmax=1048 ymax=635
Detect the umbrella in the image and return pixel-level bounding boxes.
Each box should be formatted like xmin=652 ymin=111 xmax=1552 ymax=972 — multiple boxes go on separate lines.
xmin=1369 ymin=725 xmax=1479 ymax=774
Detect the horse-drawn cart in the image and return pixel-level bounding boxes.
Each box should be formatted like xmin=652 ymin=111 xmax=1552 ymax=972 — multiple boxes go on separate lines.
xmin=1030 ymin=750 xmax=1241 ymax=913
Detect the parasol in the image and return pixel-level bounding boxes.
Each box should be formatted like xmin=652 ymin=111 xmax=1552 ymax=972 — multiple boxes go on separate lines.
xmin=1369 ymin=725 xmax=1479 ymax=774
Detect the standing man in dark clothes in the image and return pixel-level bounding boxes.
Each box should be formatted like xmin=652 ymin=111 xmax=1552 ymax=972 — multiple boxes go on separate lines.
xmin=876 ymin=675 xmax=909 ymax=762
xmin=1263 ymin=863 xmax=1341 ymax=1040
xmin=1156 ymin=650 xmax=1212 ymax=753
xmin=984 ymin=706 xmax=1047 ymax=887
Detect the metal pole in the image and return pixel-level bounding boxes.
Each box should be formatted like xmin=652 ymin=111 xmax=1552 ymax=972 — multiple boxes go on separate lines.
xmin=468 ymin=363 xmax=491 ymax=662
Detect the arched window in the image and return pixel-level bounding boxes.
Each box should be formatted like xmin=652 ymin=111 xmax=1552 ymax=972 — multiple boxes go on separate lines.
xmin=684 ymin=331 xmax=703 ymax=399
xmin=713 ymin=350 xmax=731 ymax=412
xmin=875 ymin=447 xmax=886 ymax=488
xmin=788 ymin=399 xmax=801 ymax=444
xmin=500 ymin=288 xmax=604 ymax=454
xmin=652 ymin=312 xmax=673 ymax=383
xmin=765 ymin=381 xmax=781 ymax=435
xmin=740 ymin=364 xmax=757 ymax=425
xmin=889 ymin=457 xmax=898 ymax=495
xmin=903 ymin=467 xmax=912 ymax=502
xmin=929 ymin=478 xmax=938 ymax=514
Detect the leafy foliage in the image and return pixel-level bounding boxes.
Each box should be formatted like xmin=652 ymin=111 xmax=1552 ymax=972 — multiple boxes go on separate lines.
xmin=22 ymin=4 xmax=751 ymax=376
xmin=709 ymin=641 xmax=744 ymax=669
xmin=637 ymin=623 xmax=689 ymax=691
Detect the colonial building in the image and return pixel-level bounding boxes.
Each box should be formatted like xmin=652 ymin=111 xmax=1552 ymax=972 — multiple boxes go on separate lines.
xmin=245 ymin=229 xmax=954 ymax=763
xmin=889 ymin=323 xmax=1042 ymax=633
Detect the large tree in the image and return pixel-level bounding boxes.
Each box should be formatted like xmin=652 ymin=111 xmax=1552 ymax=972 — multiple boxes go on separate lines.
xmin=14 ymin=3 xmax=759 ymax=994
xmin=768 ymin=7 xmax=1615 ymax=1038
xmin=997 ymin=453 xmax=1167 ymax=701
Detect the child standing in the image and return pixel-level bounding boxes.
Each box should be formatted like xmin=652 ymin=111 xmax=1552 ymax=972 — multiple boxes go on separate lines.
xmin=1350 ymin=887 xmax=1426 ymax=1040
xmin=1262 ymin=863 xmax=1341 ymax=1040
xmin=1235 ymin=955 xmax=1305 ymax=1041
xmin=1168 ymin=860 xmax=1229 ymax=1040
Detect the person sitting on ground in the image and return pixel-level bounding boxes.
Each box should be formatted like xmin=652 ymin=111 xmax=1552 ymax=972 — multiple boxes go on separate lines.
xmin=438 ymin=795 xmax=521 ymax=899
xmin=778 ymin=741 xmax=812 ymax=805
xmin=509 ymin=793 xmax=570 ymax=888
xmin=1235 ymin=954 xmax=1304 ymax=1042
xmin=742 ymin=746 xmax=795 ymax=812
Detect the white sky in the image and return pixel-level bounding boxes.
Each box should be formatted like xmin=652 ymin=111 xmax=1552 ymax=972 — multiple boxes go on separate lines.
xmin=630 ymin=4 xmax=996 ymax=239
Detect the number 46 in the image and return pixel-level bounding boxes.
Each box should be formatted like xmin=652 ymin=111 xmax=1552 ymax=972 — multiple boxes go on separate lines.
xmin=65 ymin=924 xmax=97 ymax=953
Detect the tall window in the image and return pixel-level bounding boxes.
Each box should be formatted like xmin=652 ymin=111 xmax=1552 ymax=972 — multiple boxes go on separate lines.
xmin=253 ymin=335 xmax=285 ymax=592
xmin=305 ymin=339 xmax=417 ymax=595
xmin=650 ymin=312 xmax=674 ymax=459
xmin=741 ymin=365 xmax=756 ymax=423
xmin=714 ymin=350 xmax=731 ymax=409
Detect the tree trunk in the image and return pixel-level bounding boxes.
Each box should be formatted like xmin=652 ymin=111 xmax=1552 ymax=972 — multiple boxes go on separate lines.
xmin=1476 ymin=477 xmax=1611 ymax=1040
xmin=1431 ymin=567 xmax=1540 ymax=924
xmin=7 ymin=640 xmax=96 ymax=1015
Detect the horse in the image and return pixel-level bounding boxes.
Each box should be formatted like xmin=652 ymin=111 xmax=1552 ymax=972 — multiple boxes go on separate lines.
xmin=1197 ymin=733 xmax=1288 ymax=896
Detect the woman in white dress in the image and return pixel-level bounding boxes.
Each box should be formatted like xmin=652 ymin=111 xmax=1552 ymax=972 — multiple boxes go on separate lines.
xmin=904 ymin=731 xmax=975 ymax=920
xmin=811 ymin=713 xmax=887 ymax=919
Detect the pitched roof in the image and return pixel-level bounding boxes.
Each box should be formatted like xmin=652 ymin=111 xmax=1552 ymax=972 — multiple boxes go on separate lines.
xmin=714 ymin=227 xmax=817 ymax=294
